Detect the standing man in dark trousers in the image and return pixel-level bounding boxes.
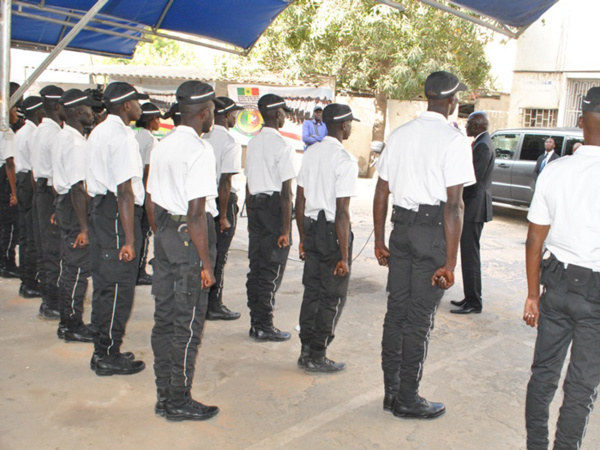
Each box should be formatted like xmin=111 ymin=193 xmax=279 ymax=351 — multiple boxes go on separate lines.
xmin=30 ymin=85 xmax=65 ymax=319
xmin=523 ymin=87 xmax=600 ymax=450
xmin=86 ymin=82 xmax=147 ymax=376
xmin=14 ymin=96 xmax=44 ymax=297
xmin=0 ymin=82 xmax=21 ymax=280
xmin=245 ymin=94 xmax=296 ymax=342
xmin=52 ymin=90 xmax=97 ymax=343
xmin=147 ymin=81 xmax=220 ymax=421
xmin=374 ymin=71 xmax=475 ymax=419
xmin=451 ymin=112 xmax=495 ymax=314
xmin=296 ymin=103 xmax=359 ymax=373
xmin=203 ymin=96 xmax=243 ymax=321
xmin=534 ymin=137 xmax=559 ymax=179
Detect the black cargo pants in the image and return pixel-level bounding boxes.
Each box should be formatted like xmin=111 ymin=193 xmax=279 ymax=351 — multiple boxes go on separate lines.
xmin=526 ymin=254 xmax=600 ymax=450
xmin=208 ymin=192 xmax=239 ymax=310
xmin=381 ymin=204 xmax=446 ymax=402
xmin=299 ymin=211 xmax=353 ymax=352
xmin=16 ymin=171 xmax=37 ymax=289
xmin=246 ymin=192 xmax=290 ymax=328
xmin=89 ymin=193 xmax=142 ymax=356
xmin=0 ymin=164 xmax=18 ymax=271
xmin=55 ymin=193 xmax=90 ymax=330
xmin=150 ymin=206 xmax=216 ymax=390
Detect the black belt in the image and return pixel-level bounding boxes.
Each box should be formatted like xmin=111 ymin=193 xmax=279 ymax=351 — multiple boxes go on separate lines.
xmin=170 ymin=214 xmax=187 ymax=223
xmin=391 ymin=204 xmax=444 ymax=226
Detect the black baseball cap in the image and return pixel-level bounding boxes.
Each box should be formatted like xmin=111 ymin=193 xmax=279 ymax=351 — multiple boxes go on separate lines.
xmin=215 ymin=97 xmax=244 ymax=115
xmin=164 ymin=102 xmax=180 ymax=118
xmin=176 ymin=81 xmax=224 ymax=107
xmin=60 ymin=89 xmax=102 ymax=109
xmin=103 ymin=82 xmax=149 ymax=106
xmin=582 ymin=87 xmax=600 ymax=113
xmin=322 ymin=104 xmax=360 ymax=123
xmin=424 ymin=71 xmax=467 ymax=100
xmin=10 ymin=82 xmax=22 ymax=106
xmin=140 ymin=102 xmax=164 ymax=118
xmin=22 ymin=96 xmax=44 ymax=112
xmin=257 ymin=94 xmax=291 ymax=112
xmin=314 ymin=105 xmax=323 ymax=112
xmin=39 ymin=85 xmax=64 ymax=102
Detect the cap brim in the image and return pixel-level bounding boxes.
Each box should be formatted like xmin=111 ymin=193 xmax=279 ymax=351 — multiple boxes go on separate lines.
xmin=283 ymin=106 xmax=292 ymax=113
xmin=136 ymin=93 xmax=150 ymax=101
xmin=352 ymin=117 xmax=361 ymax=122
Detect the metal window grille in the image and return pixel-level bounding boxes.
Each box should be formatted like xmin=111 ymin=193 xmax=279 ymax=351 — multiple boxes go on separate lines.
xmin=564 ymin=79 xmax=600 ymax=127
xmin=521 ymin=108 xmax=558 ymax=128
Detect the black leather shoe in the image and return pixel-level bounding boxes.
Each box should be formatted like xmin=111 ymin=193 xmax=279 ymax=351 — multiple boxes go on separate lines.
xmin=136 ymin=273 xmax=153 ymax=286
xmin=155 ymin=387 xmax=169 ymax=417
xmin=90 ymin=351 xmax=135 ymax=370
xmin=249 ymin=325 xmax=291 ymax=342
xmin=206 ymin=304 xmax=241 ymax=321
xmin=304 ymin=351 xmax=346 ymax=373
xmin=297 ymin=344 xmax=311 ymax=368
xmin=64 ymin=325 xmax=95 ymax=343
xmin=39 ymin=303 xmax=60 ymax=320
xmin=383 ymin=393 xmax=396 ymax=413
xmin=393 ymin=396 xmax=446 ymax=419
xmin=450 ymin=299 xmax=467 ymax=307
xmin=165 ymin=398 xmax=219 ymax=422
xmin=450 ymin=304 xmax=482 ymax=314
xmin=57 ymin=324 xmax=67 ymax=340
xmin=19 ymin=284 xmax=42 ymax=299
xmin=93 ymin=353 xmax=142 ymax=375
xmin=1 ymin=267 xmax=19 ymax=278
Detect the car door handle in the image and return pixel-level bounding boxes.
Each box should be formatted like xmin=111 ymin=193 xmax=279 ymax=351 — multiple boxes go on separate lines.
xmin=497 ymin=163 xmax=509 ymax=168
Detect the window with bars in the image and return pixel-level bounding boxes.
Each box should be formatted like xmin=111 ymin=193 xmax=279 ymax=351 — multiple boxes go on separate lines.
xmin=565 ymin=79 xmax=600 ymax=127
xmin=521 ymin=108 xmax=558 ymax=128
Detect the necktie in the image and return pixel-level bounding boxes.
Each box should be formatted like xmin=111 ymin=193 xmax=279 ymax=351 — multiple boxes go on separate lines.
xmin=540 ymin=155 xmax=549 ymax=172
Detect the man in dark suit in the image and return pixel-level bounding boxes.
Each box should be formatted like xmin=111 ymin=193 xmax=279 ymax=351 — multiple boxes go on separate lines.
xmin=534 ymin=137 xmax=559 ymax=178
xmin=451 ymin=112 xmax=495 ymax=314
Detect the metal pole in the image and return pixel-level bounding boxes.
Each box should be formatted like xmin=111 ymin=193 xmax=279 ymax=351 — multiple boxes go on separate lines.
xmin=378 ymin=0 xmax=406 ymax=12
xmin=9 ymin=0 xmax=109 ymax=107
xmin=0 ymin=0 xmax=11 ymax=131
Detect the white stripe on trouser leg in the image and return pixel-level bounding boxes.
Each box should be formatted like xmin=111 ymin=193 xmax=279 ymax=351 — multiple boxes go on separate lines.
xmin=5 ymin=224 xmax=13 ymax=260
xmin=578 ymin=386 xmax=598 ymax=449
xmin=269 ymin=265 xmax=282 ymax=311
xmin=416 ymin=305 xmax=438 ymax=381
xmin=324 ymin=298 xmax=342 ymax=349
xmin=57 ymin=259 xmax=63 ymax=287
xmin=69 ymin=267 xmax=81 ymax=319
xmin=115 ymin=217 xmax=120 ymax=248
xmin=183 ymin=306 xmax=197 ymax=387
xmin=231 ymin=202 xmax=237 ymax=229
xmin=106 ymin=283 xmax=119 ymax=354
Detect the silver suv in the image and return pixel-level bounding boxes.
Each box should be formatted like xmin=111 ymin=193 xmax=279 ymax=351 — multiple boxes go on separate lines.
xmin=491 ymin=128 xmax=584 ymax=206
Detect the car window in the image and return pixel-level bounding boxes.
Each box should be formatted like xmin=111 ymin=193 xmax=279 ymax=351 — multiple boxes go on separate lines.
xmin=520 ymin=135 xmax=564 ymax=161
xmin=491 ymin=133 xmax=519 ymax=160
xmin=564 ymin=137 xmax=585 ymax=156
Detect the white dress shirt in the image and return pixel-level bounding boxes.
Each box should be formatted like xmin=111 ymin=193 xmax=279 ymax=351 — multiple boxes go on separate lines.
xmin=0 ymin=128 xmax=15 ymax=168
xmin=203 ymin=124 xmax=242 ymax=193
xmin=297 ymin=136 xmax=359 ymax=221
xmin=528 ymin=146 xmax=600 ymax=271
xmin=147 ymin=125 xmax=218 ymax=216
xmin=244 ymin=127 xmax=296 ymax=195
xmin=135 ymin=128 xmax=156 ymax=166
xmin=14 ymin=120 xmax=36 ymax=173
xmin=30 ymin=117 xmax=62 ymax=183
xmin=52 ymin=124 xmax=87 ymax=195
xmin=86 ymin=114 xmax=145 ymax=205
xmin=377 ymin=111 xmax=475 ymax=211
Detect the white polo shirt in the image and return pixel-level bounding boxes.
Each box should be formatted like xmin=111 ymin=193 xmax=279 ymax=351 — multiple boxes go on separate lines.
xmin=135 ymin=128 xmax=156 ymax=166
xmin=244 ymin=127 xmax=296 ymax=195
xmin=203 ymin=124 xmax=242 ymax=193
xmin=14 ymin=120 xmax=36 ymax=173
xmin=297 ymin=136 xmax=359 ymax=221
xmin=30 ymin=117 xmax=62 ymax=183
xmin=86 ymin=114 xmax=145 ymax=206
xmin=52 ymin=125 xmax=87 ymax=195
xmin=147 ymin=125 xmax=218 ymax=216
xmin=528 ymin=146 xmax=600 ymax=271
xmin=0 ymin=129 xmax=15 ymax=168
xmin=377 ymin=111 xmax=475 ymax=211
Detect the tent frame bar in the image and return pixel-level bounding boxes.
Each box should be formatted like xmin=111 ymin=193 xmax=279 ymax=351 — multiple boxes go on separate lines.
xmin=9 ymin=0 xmax=109 ymax=107
xmin=1 ymin=0 xmax=11 ymax=131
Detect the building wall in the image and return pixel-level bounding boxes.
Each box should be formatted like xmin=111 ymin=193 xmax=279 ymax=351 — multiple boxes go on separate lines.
xmin=475 ymin=94 xmax=510 ymax=133
xmin=336 ymin=95 xmax=376 ymax=177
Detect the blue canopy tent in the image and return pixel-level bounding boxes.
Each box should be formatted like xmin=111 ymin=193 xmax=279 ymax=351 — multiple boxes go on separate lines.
xmin=0 ymin=0 xmax=560 ymax=129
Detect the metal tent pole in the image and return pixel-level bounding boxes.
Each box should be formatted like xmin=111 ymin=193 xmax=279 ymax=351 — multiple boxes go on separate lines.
xmin=9 ymin=0 xmax=109 ymax=107
xmin=1 ymin=0 xmax=11 ymax=131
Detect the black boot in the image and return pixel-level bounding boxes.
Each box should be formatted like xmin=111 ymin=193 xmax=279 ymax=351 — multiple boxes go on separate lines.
xmin=95 ymin=353 xmax=145 ymax=376
xmin=165 ymin=388 xmax=219 ymax=422
xmin=155 ymin=387 xmax=170 ymax=417
xmin=383 ymin=373 xmax=400 ymax=413
xmin=297 ymin=344 xmax=311 ymax=368
xmin=393 ymin=395 xmax=446 ymax=419
xmin=304 ymin=349 xmax=346 ymax=373
xmin=249 ymin=324 xmax=291 ymax=342
xmin=206 ymin=304 xmax=241 ymax=321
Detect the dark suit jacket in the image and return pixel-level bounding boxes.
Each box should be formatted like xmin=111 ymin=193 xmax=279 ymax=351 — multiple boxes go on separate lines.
xmin=463 ymin=132 xmax=495 ymax=223
xmin=534 ymin=150 xmax=559 ymax=178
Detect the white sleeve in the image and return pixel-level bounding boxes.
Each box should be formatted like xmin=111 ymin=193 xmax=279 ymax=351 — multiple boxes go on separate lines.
xmin=186 ymin=144 xmax=218 ymax=202
xmin=443 ymin=134 xmax=476 ymax=187
xmin=335 ymin=151 xmax=359 ymax=198
xmin=220 ymin=138 xmax=242 ymax=175
xmin=276 ymin=142 xmax=297 ymax=183
xmin=527 ymin=172 xmax=552 ymax=225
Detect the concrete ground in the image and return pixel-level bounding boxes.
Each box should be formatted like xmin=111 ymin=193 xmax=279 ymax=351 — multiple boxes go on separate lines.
xmin=1 ymin=178 xmax=599 ymax=450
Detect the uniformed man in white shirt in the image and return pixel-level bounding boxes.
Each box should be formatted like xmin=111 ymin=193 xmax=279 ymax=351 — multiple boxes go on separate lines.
xmin=14 ymin=96 xmax=45 ymax=298
xmin=86 ymin=82 xmax=147 ymax=376
xmin=374 ymin=71 xmax=475 ymax=419
xmin=203 ymin=96 xmax=243 ymax=321
xmin=52 ymin=89 xmax=97 ymax=343
xmin=0 ymin=82 xmax=21 ymax=280
xmin=523 ymin=87 xmax=600 ymax=450
xmin=296 ymin=103 xmax=359 ymax=373
xmin=134 ymin=102 xmax=162 ymax=286
xmin=245 ymin=94 xmax=296 ymax=342
xmin=146 ymin=81 xmax=220 ymax=422
xmin=30 ymin=85 xmax=65 ymax=320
